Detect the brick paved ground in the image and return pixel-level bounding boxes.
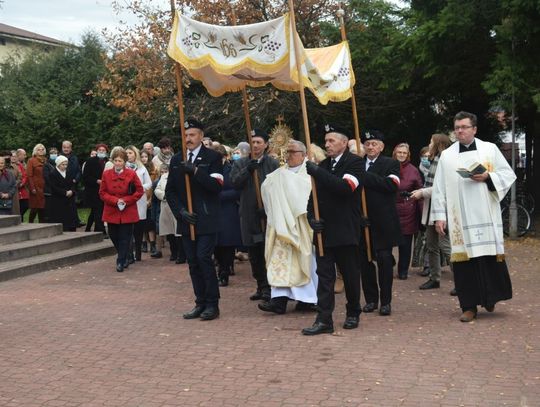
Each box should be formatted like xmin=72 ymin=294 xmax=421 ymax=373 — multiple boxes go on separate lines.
xmin=0 ymin=237 xmax=539 ymax=407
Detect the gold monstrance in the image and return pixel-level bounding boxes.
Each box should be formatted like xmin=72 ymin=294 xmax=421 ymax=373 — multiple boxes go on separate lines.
xmin=269 ymin=115 xmax=294 ymax=166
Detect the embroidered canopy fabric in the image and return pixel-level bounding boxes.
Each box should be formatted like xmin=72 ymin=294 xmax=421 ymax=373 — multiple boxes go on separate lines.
xmin=168 ymin=12 xmax=355 ymax=105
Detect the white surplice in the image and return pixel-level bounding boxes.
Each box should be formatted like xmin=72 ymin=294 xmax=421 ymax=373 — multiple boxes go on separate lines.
xmin=430 ymin=138 xmax=516 ymax=262
xmin=261 ymin=161 xmax=317 ymax=303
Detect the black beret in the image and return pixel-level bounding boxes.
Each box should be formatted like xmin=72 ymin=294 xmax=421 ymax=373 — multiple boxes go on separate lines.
xmin=324 ymin=123 xmax=350 ymax=139
xmin=250 ymin=128 xmax=269 ymax=142
xmin=363 ymin=129 xmax=385 ymax=142
xmin=184 ymin=118 xmax=204 ymax=131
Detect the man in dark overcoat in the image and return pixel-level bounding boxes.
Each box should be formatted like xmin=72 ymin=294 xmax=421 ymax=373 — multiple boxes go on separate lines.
xmin=82 ymin=143 xmax=109 ymax=234
xmin=361 ymin=130 xmax=402 ymax=316
xmin=230 ymin=129 xmax=279 ymax=302
xmin=165 ymin=119 xmax=224 ymax=321
xmin=302 ymin=124 xmax=367 ymax=335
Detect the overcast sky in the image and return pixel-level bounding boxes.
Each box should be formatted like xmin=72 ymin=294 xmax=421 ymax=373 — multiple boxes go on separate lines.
xmin=1 ymin=0 xmax=407 ymax=45
xmin=0 ymin=0 xmax=168 ymax=44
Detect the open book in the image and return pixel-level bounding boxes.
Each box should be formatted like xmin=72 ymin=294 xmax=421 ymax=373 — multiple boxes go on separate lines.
xmin=456 ymin=162 xmax=487 ymax=178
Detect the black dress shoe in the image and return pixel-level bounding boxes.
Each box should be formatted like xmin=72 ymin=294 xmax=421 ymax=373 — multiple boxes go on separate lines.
xmin=116 ymin=264 xmax=124 ymax=272
xmin=258 ymin=301 xmax=286 ymax=315
xmin=379 ymin=304 xmax=391 ymax=316
xmin=183 ymin=305 xmax=205 ymax=319
xmin=362 ymin=302 xmax=378 ymax=313
xmin=450 ymin=287 xmax=457 ymax=296
xmin=302 ymin=322 xmax=334 ymax=336
xmin=343 ymin=316 xmax=359 ymax=329
xmin=150 ymin=251 xmax=163 ymax=258
xmin=219 ymin=277 xmax=229 ymax=287
xmin=419 ymin=279 xmax=440 ymax=290
xmin=418 ymin=267 xmax=430 ymax=277
xmin=169 ymin=254 xmax=176 ymax=261
xmin=200 ymin=307 xmax=220 ymax=320
xmin=485 ymin=304 xmax=495 ymax=312
xmin=295 ymin=302 xmax=317 ymax=312
xmin=249 ymin=291 xmax=263 ymax=301
xmin=398 ymin=274 xmax=408 ymax=280
xmin=176 ymin=257 xmax=186 ymax=264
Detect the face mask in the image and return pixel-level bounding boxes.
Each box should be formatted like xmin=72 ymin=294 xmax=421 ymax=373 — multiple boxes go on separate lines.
xmin=49 ymin=154 xmax=58 ymax=160
xmin=126 ymin=162 xmax=137 ymax=170
xmin=97 ymin=152 xmax=107 ymax=159
xmin=421 ymin=157 xmax=430 ymax=168
xmin=232 ymin=153 xmax=241 ymax=161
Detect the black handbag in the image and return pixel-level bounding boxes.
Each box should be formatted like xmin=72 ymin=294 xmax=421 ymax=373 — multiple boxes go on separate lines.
xmin=0 ymin=199 xmax=13 ymax=209
xmin=127 ymin=181 xmax=136 ymax=195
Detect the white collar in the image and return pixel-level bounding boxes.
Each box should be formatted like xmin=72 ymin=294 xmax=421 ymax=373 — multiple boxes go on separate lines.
xmin=188 ymin=144 xmax=202 ymax=160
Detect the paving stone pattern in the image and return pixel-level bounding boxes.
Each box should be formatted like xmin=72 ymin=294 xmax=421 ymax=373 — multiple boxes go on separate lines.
xmin=0 ymin=238 xmax=539 ymax=407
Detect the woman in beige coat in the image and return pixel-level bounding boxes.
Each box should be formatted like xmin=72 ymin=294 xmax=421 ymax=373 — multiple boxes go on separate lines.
xmin=153 ymin=164 xmax=185 ymax=263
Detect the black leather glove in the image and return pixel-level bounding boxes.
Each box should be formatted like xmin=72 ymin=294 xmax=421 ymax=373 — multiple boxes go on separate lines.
xmin=305 ymin=161 xmax=319 ymax=176
xmin=180 ymin=208 xmax=198 ymax=225
xmin=181 ymin=161 xmax=196 ymax=175
xmin=247 ymin=159 xmax=259 ymax=173
xmin=359 ymin=216 xmax=370 ymax=228
xmin=308 ymin=217 xmax=325 ymax=232
xmin=256 ymin=207 xmax=267 ymax=220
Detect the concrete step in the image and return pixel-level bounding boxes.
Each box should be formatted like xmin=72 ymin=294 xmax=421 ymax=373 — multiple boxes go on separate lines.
xmin=0 ymin=215 xmax=21 ymax=228
xmin=0 ymin=232 xmax=105 ymax=262
xmin=0 ymin=223 xmax=63 ymax=245
xmin=0 ymin=240 xmax=116 ymax=282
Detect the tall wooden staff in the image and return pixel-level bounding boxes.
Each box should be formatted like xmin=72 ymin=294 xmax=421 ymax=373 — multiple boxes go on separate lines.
xmin=169 ymin=0 xmax=195 ymax=240
xmin=288 ymin=0 xmax=324 ymax=256
xmin=230 ymin=7 xmax=266 ymax=233
xmin=337 ymin=5 xmax=372 ymax=261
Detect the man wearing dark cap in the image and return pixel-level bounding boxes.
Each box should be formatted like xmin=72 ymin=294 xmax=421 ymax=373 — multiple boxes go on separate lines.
xmin=165 ymin=119 xmax=224 ymax=321
xmin=301 ymin=124 xmax=367 ymax=335
xmin=230 ymin=128 xmax=279 ymax=302
xmin=361 ymin=130 xmax=402 ymax=316
xmin=82 ymin=143 xmax=109 ymax=235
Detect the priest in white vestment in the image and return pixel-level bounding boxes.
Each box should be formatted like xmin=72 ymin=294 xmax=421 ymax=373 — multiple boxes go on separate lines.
xmin=257 ymin=140 xmax=318 ymax=314
xmin=431 ymin=111 xmax=516 ymax=322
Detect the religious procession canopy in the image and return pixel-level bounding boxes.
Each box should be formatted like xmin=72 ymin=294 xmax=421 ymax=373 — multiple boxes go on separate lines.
xmin=168 ymin=12 xmax=355 ymax=105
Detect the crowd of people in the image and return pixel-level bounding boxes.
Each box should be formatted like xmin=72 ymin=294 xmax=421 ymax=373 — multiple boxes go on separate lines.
xmin=0 ymin=111 xmax=516 ymax=332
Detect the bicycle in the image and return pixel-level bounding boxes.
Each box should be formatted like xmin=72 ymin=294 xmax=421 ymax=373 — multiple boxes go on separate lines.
xmin=500 ymin=198 xmax=531 ymax=237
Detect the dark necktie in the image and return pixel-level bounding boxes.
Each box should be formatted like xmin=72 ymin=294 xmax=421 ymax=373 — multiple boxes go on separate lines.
xmin=331 ymin=159 xmax=337 ymax=171
xmin=368 ymin=161 xmax=373 ymax=170
xmin=188 ymin=152 xmax=194 ymax=163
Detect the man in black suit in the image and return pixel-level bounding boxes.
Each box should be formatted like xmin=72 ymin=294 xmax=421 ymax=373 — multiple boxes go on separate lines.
xmin=302 ymin=124 xmax=367 ymax=335
xmin=360 ymin=130 xmax=402 ymax=316
xmin=165 ymin=119 xmax=224 ymax=321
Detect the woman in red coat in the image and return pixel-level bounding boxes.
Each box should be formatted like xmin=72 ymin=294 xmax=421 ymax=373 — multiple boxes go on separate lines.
xmin=26 ymin=144 xmax=47 ymax=223
xmin=393 ymin=143 xmax=423 ymax=279
xmin=99 ymin=147 xmax=144 ymax=272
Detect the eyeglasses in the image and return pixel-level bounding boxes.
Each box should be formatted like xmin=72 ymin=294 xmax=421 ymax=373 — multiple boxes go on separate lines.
xmin=454 ymin=125 xmax=474 ymax=131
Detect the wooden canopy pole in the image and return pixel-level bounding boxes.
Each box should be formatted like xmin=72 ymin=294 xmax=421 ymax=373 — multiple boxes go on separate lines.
xmin=288 ymin=0 xmax=324 ymax=256
xmin=170 ymin=0 xmax=195 ymax=240
xmin=231 ymin=7 xmax=266 ymax=233
xmin=337 ymin=5 xmax=372 ymax=261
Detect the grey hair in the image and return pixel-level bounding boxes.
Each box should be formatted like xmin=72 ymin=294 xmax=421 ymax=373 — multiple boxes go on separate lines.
xmin=236 ymin=141 xmax=251 ymax=155
xmin=289 ymin=140 xmax=307 ymax=154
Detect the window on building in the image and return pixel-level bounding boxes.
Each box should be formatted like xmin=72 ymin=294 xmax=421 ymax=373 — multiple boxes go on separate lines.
xmin=0 ymin=38 xmax=6 ymax=46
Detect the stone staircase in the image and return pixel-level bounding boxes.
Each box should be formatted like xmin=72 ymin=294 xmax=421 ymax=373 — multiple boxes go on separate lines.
xmin=0 ymin=215 xmax=115 ymax=282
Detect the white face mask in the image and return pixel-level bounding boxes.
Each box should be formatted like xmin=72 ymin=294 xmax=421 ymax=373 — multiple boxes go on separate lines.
xmin=97 ymin=152 xmax=107 ymax=159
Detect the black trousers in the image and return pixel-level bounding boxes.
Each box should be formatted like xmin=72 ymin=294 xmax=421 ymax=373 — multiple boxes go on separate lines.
xmin=215 ymin=246 xmax=235 ymax=277
xmin=131 ymin=220 xmax=145 ymax=258
xmin=315 ymin=245 xmax=362 ymax=325
xmin=248 ymin=243 xmax=270 ymax=293
xmin=90 ymin=201 xmax=105 ymax=233
xmin=182 ymin=233 xmax=220 ymax=308
xmin=397 ymin=234 xmax=414 ymax=277
xmin=361 ymin=248 xmax=394 ymax=306
xmin=108 ymin=223 xmax=134 ymax=266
